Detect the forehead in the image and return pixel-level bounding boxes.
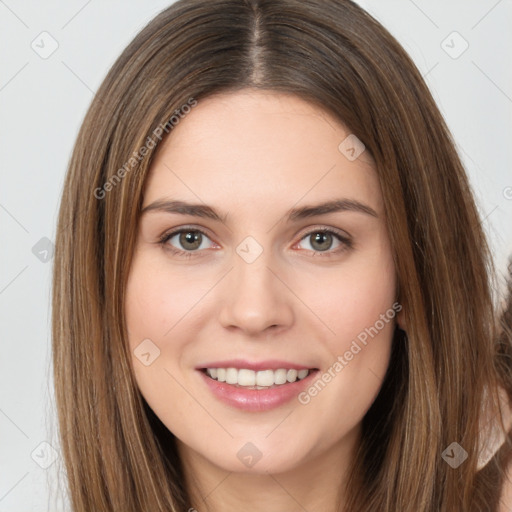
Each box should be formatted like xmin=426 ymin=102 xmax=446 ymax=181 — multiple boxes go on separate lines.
xmin=143 ymin=90 xmax=382 ymax=215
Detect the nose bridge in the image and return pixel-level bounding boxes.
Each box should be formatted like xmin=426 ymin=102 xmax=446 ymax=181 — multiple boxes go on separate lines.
xmin=234 ymin=242 xmax=274 ymax=293
xmin=218 ymin=235 xmax=294 ymax=334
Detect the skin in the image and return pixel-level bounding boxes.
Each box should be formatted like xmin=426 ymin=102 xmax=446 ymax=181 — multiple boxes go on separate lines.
xmin=125 ymin=89 xmax=404 ymax=512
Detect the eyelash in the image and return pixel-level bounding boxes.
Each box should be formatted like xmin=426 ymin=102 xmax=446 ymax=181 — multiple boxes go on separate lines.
xmin=157 ymin=226 xmax=353 ymax=259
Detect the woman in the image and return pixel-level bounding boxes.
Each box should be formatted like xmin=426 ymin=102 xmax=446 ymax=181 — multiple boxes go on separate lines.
xmin=52 ymin=0 xmax=512 ymax=510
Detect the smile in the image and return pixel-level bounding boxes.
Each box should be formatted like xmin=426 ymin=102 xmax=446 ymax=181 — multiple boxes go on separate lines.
xmin=203 ymin=367 xmax=311 ymax=388
xmin=197 ymin=361 xmax=319 ymax=411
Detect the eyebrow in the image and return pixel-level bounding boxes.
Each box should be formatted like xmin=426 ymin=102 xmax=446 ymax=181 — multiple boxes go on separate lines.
xmin=288 ymin=199 xmax=378 ymax=220
xmin=141 ymin=198 xmax=378 ymax=223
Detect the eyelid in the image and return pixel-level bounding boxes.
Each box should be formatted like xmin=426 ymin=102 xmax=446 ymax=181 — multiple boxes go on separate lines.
xmin=291 ymin=225 xmax=353 ymax=256
xmin=294 ymin=224 xmax=352 ymax=242
xmin=158 ymin=224 xmax=353 ymax=257
xmin=158 ymin=225 xmax=218 ymax=248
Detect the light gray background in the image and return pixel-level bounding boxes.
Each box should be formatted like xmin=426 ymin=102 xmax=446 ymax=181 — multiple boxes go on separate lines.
xmin=1 ymin=1 xmax=511 ymax=510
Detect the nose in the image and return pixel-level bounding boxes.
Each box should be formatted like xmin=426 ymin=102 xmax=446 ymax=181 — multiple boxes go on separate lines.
xmin=218 ymin=248 xmax=295 ymax=336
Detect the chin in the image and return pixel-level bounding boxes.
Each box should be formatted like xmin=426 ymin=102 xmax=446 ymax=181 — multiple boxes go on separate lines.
xmin=204 ymin=436 xmax=313 ymax=475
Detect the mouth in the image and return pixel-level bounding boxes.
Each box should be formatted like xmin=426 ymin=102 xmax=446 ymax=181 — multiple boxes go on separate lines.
xmin=196 ymin=361 xmax=319 ymax=411
xmin=200 ymin=367 xmax=314 ymax=389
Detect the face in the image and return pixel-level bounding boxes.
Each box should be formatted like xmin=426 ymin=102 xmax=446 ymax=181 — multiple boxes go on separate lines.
xmin=125 ymin=89 xmax=398 ymax=475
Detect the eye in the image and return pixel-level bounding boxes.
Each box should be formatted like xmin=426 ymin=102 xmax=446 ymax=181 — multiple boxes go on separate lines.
xmin=159 ymin=227 xmax=217 ymax=256
xmin=158 ymin=226 xmax=352 ymax=258
xmin=295 ymin=228 xmax=352 ymax=256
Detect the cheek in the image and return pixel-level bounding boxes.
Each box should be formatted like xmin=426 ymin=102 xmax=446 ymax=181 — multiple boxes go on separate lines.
xmin=125 ymin=254 xmax=208 ymax=348
xmin=124 ymin=255 xmax=204 ymax=420
xmin=294 ymin=241 xmax=397 ymax=419
xmin=303 ymin=242 xmax=397 ymax=351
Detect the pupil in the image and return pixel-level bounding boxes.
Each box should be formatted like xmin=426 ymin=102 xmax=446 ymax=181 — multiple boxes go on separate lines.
xmin=180 ymin=231 xmax=201 ymax=250
xmin=311 ymin=232 xmax=332 ymax=251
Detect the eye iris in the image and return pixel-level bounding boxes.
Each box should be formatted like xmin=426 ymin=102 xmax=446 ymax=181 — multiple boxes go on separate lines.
xmin=310 ymin=232 xmax=332 ymax=251
xmin=179 ymin=231 xmax=202 ymax=250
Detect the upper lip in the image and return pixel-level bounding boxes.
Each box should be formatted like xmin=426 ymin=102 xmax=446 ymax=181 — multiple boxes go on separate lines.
xmin=196 ymin=359 xmax=317 ymax=371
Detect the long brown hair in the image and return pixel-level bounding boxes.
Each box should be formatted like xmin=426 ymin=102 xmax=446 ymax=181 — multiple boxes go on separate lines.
xmin=52 ymin=0 xmax=512 ymax=510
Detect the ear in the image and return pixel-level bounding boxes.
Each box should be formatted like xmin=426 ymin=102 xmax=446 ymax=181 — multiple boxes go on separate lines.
xmin=396 ymin=306 xmax=406 ymax=331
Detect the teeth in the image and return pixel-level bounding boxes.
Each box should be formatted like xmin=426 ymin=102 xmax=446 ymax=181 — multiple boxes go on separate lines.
xmin=297 ymin=369 xmax=309 ymax=379
xmin=287 ymin=369 xmax=298 ymax=382
xmin=225 ymin=367 xmax=238 ymax=384
xmin=238 ymin=369 xmax=256 ymax=386
xmin=205 ymin=367 xmax=312 ymax=387
xmin=274 ymin=369 xmax=287 ymax=385
xmin=256 ymin=369 xmax=274 ymax=387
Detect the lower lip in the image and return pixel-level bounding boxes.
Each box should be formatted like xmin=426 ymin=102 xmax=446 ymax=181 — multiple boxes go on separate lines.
xmin=198 ymin=370 xmax=318 ymax=412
